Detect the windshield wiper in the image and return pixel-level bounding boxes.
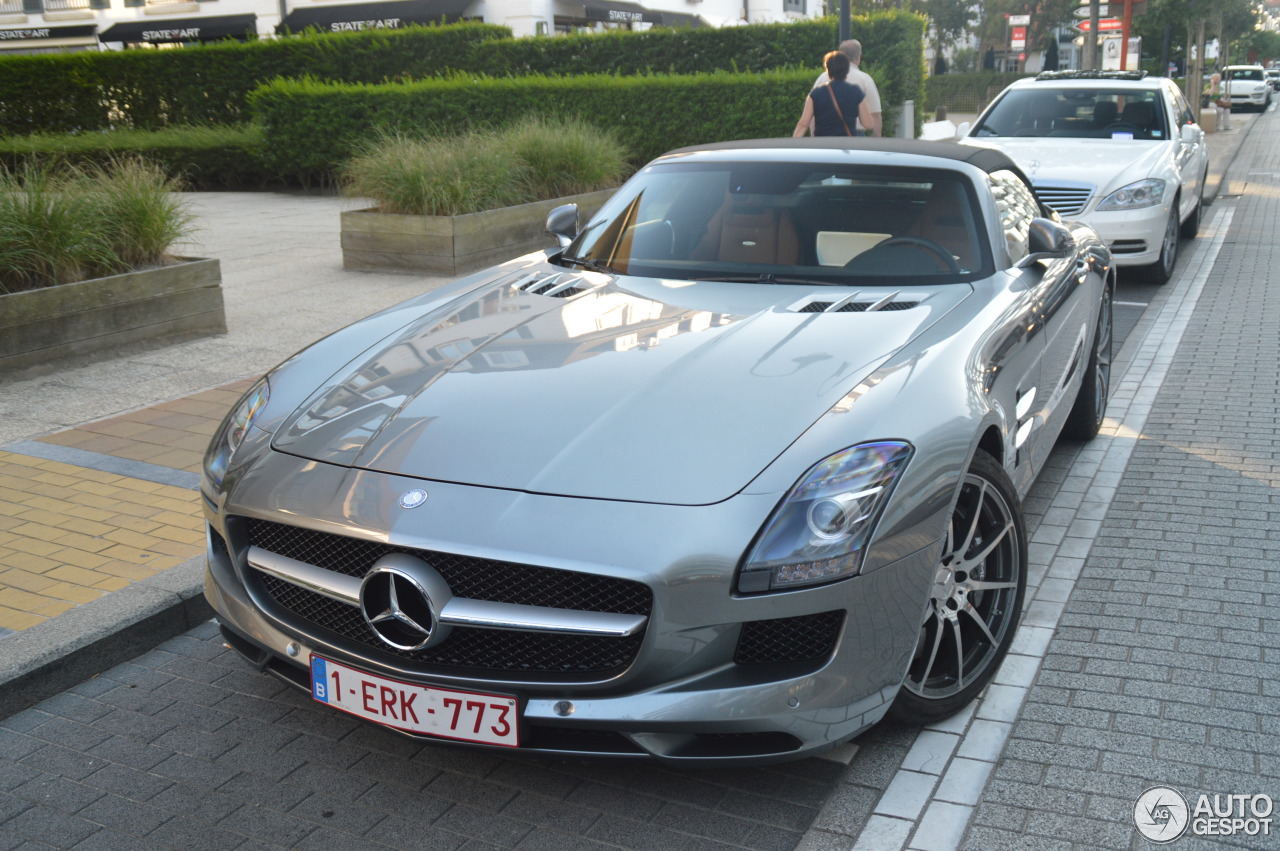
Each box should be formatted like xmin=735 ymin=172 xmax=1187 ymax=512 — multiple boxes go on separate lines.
xmin=559 ymin=256 xmax=622 ymax=275
xmin=699 ymin=273 xmax=847 ymax=286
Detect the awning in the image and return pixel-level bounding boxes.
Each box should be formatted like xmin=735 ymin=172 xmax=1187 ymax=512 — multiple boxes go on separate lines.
xmin=99 ymin=14 xmax=257 ymax=44
xmin=567 ymin=1 xmax=704 ymax=26
xmin=0 ymin=24 xmax=97 ymax=41
xmin=276 ymin=0 xmax=470 ymax=34
xmin=576 ymin=0 xmax=660 ymax=24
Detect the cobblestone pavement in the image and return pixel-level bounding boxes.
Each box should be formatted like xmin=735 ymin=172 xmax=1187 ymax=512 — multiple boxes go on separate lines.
xmin=0 ymin=111 xmax=1275 ymax=849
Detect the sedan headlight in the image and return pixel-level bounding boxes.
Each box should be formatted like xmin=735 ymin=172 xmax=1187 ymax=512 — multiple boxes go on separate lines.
xmin=738 ymin=441 xmax=913 ymax=593
xmin=1096 ymin=179 xmax=1165 ymax=211
xmin=203 ymin=378 xmax=270 ymax=489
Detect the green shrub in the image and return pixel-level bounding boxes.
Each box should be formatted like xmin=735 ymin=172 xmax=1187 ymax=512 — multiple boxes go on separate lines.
xmin=0 ymin=22 xmax=511 ymax=134
xmin=341 ymin=118 xmax=629 ymax=215
xmin=0 ymin=125 xmax=270 ymax=190
xmin=924 ymin=72 xmax=1028 ymax=115
xmin=0 ymin=158 xmax=193 ymax=294
xmin=497 ymin=116 xmax=629 ymax=199
xmin=253 ymin=69 xmax=819 ymax=185
xmin=0 ymin=14 xmax=925 ymax=139
xmin=341 ymin=129 xmax=530 ymax=216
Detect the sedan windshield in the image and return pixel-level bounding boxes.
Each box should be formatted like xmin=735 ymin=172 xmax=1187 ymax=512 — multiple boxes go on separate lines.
xmin=560 ymin=162 xmax=988 ymax=285
xmin=973 ymin=88 xmax=1169 ymax=141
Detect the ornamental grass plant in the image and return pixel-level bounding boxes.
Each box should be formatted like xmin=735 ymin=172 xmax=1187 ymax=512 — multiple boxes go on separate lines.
xmin=0 ymin=158 xmax=192 ymax=295
xmin=341 ymin=118 xmax=629 ymax=216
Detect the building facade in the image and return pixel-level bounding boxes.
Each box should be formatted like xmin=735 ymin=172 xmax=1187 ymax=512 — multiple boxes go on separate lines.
xmin=0 ymin=0 xmax=818 ymax=53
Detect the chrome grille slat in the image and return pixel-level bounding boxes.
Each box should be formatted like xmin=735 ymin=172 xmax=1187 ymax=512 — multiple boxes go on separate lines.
xmin=1033 ymin=184 xmax=1094 ymax=217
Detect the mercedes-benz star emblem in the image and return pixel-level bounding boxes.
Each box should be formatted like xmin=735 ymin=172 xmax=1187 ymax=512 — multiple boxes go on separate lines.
xmin=359 ymin=556 xmax=454 ymax=651
xmin=399 ymin=488 xmax=429 ymax=509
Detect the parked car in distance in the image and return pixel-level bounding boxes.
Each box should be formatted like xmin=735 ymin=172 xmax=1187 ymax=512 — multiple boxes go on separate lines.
xmin=1224 ymin=65 xmax=1271 ymax=111
xmin=962 ymin=70 xmax=1209 ymax=284
xmin=202 ymin=138 xmax=1113 ymax=765
xmin=1265 ymin=67 xmax=1280 ymax=92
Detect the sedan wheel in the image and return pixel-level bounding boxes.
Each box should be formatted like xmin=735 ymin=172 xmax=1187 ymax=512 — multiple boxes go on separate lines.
xmin=1141 ymin=206 xmax=1180 ymax=284
xmin=888 ymin=451 xmax=1027 ymax=723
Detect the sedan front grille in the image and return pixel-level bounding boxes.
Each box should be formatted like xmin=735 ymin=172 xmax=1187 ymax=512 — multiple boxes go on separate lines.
xmin=1033 ymin=183 xmax=1093 ymax=217
xmin=239 ymin=518 xmax=652 ymax=681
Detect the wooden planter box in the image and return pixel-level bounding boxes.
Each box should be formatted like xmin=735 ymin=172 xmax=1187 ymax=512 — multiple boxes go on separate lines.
xmin=0 ymin=258 xmax=225 ymax=378
xmin=341 ymin=189 xmax=616 ymax=276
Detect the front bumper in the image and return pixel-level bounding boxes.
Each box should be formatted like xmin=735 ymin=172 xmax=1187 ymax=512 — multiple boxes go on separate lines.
xmin=1086 ymin=203 xmax=1174 ymax=268
xmin=202 ymin=450 xmax=940 ymax=764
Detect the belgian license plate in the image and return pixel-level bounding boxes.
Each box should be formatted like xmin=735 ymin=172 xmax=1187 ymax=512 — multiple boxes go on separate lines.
xmin=310 ymin=656 xmax=519 ymax=747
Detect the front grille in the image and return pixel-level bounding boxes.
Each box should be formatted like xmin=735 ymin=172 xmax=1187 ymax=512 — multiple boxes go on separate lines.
xmin=246 ymin=518 xmax=650 ymax=614
xmin=240 ymin=518 xmax=652 ymax=681
xmin=1033 ymin=184 xmax=1093 ymax=217
xmin=258 ymin=576 xmax=643 ymax=677
xmin=734 ymin=610 xmax=844 ymax=665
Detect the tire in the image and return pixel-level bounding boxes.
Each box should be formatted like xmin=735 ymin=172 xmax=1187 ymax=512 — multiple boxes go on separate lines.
xmin=887 ymin=451 xmax=1027 ymax=724
xmin=1179 ymin=179 xmax=1204 ymax=240
xmin=1063 ymin=282 xmax=1113 ymax=441
xmin=1140 ymin=205 xmax=1179 ymax=284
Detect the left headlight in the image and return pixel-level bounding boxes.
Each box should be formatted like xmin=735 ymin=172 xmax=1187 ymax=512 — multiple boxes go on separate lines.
xmin=203 ymin=378 xmax=270 ymax=489
xmin=737 ymin=441 xmax=913 ymax=593
xmin=1097 ymin=178 xmax=1165 ymax=211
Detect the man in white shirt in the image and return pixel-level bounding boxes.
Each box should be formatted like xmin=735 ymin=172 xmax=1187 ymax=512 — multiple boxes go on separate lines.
xmin=813 ymin=39 xmax=882 ymax=137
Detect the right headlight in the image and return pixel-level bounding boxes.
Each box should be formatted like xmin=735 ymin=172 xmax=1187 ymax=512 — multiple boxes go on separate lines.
xmin=203 ymin=378 xmax=270 ymax=489
xmin=737 ymin=441 xmax=913 ymax=593
xmin=1097 ymin=178 xmax=1165 ymax=211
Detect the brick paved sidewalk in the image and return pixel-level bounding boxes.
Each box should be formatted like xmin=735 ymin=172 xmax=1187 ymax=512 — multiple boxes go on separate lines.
xmin=959 ymin=111 xmax=1280 ymax=849
xmin=0 ymin=382 xmax=251 ymax=635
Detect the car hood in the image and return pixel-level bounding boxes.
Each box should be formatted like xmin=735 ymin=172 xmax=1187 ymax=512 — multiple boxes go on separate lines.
xmin=272 ymin=266 xmax=971 ymax=505
xmin=962 ymin=137 xmax=1167 ymax=193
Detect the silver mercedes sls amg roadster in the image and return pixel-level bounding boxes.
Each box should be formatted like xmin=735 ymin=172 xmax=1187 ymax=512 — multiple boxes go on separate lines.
xmin=203 ymin=138 xmax=1113 ymax=764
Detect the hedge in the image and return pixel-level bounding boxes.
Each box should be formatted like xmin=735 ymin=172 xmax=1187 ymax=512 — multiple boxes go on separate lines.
xmin=252 ymin=70 xmax=832 ymax=185
xmin=0 ymin=22 xmax=510 ymax=135
xmin=0 ymin=125 xmax=271 ymax=190
xmin=0 ymin=14 xmax=925 ymax=139
xmin=924 ymin=71 xmax=1028 ymax=115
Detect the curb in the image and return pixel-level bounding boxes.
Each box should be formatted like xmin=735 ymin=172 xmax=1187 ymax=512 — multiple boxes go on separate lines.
xmin=1204 ymin=110 xmax=1259 ymax=207
xmin=0 ymin=555 xmax=210 ymax=718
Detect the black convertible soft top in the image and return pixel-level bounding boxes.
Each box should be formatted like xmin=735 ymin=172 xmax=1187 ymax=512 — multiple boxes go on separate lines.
xmin=667 ymin=137 xmax=1026 ymax=180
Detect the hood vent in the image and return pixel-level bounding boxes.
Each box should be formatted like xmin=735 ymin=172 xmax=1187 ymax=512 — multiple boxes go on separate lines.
xmin=510 ymin=272 xmax=597 ymax=299
xmin=791 ymin=292 xmax=921 ymax=314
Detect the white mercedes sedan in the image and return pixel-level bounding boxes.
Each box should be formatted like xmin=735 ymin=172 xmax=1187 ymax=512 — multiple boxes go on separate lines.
xmin=961 ymin=70 xmax=1209 ymax=284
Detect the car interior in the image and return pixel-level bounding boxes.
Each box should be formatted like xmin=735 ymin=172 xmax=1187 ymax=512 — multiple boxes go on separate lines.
xmin=973 ymin=88 xmax=1169 ymax=140
xmin=570 ymin=164 xmax=987 ymax=281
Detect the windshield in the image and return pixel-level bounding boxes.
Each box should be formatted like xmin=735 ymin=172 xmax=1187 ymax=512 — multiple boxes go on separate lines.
xmin=560 ymin=162 xmax=989 ymax=284
xmin=1230 ymin=68 xmax=1264 ymax=82
xmin=973 ymin=87 xmax=1169 ymax=140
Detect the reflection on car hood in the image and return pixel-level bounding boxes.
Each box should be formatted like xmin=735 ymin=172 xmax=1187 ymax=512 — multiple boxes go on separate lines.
xmin=272 ymin=265 xmax=971 ymax=505
xmin=962 ymin=138 xmax=1168 ymax=194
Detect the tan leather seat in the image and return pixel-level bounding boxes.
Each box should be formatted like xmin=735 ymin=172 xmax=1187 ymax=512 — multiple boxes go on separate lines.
xmin=911 ymin=182 xmax=977 ymax=270
xmin=693 ymin=197 xmax=800 ymax=265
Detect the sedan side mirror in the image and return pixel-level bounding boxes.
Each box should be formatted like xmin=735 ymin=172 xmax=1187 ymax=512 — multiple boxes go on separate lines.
xmin=1017 ymin=217 xmax=1075 ymax=268
xmin=1180 ymin=122 xmax=1199 ymax=143
xmin=546 ymin=204 xmax=579 ymax=250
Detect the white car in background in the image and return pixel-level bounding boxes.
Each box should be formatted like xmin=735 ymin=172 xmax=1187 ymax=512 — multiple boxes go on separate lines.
xmin=961 ymin=71 xmax=1209 ymax=283
xmin=1224 ymin=65 xmax=1271 ymax=111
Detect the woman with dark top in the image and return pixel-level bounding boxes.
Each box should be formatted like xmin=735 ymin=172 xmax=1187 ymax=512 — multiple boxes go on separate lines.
xmin=793 ymin=51 xmax=875 ymax=138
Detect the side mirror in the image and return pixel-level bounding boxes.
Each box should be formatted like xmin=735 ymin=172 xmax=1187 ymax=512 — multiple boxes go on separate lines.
xmin=1180 ymin=122 xmax=1199 ymax=143
xmin=956 ymin=121 xmax=971 ymax=137
xmin=546 ymin=204 xmax=579 ymax=249
xmin=1017 ymin=217 xmax=1074 ymax=268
